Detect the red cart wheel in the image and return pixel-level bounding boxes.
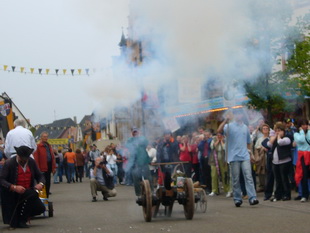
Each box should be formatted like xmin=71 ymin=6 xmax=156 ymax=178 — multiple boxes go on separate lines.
xmin=183 ymin=178 xmax=194 ymax=220
xmin=141 ymin=180 xmax=152 ymax=222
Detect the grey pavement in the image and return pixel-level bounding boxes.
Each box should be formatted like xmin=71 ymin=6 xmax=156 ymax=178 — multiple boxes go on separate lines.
xmin=0 ymin=179 xmax=309 ymax=233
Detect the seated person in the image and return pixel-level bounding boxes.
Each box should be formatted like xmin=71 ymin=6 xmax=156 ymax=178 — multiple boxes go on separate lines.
xmin=0 ymin=146 xmax=45 ymax=229
xmin=90 ymin=157 xmax=117 ymax=202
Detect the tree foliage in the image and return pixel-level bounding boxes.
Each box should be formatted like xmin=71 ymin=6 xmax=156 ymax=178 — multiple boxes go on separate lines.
xmin=286 ymin=35 xmax=310 ymax=95
xmin=244 ymin=71 xmax=297 ymax=124
xmin=244 ymin=11 xmax=310 ymax=124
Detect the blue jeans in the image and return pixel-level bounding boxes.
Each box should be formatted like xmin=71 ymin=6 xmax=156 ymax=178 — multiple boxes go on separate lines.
xmin=58 ymin=162 xmax=63 ymax=182
xmin=67 ymin=163 xmax=75 ymax=183
xmin=230 ymin=160 xmax=257 ymax=202
xmin=54 ymin=166 xmax=59 ymax=183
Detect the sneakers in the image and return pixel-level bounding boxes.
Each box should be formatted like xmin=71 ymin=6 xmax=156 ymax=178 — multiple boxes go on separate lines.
xmin=209 ymin=192 xmax=217 ymax=196
xmin=249 ymin=198 xmax=259 ymax=205
xmin=235 ymin=200 xmax=243 ymax=207
xmin=300 ymin=197 xmax=307 ymax=203
xmin=294 ymin=196 xmax=302 ymax=201
xmin=103 ymin=197 xmax=109 ymax=201
xmin=264 ymin=196 xmax=271 ymax=201
xmin=270 ymin=197 xmax=281 ymax=202
xmin=92 ymin=197 xmax=97 ymax=202
xmin=226 ymin=192 xmax=232 ymax=198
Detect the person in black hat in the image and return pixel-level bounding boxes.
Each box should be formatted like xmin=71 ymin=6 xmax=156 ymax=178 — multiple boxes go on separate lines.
xmin=0 ymin=146 xmax=45 ymax=229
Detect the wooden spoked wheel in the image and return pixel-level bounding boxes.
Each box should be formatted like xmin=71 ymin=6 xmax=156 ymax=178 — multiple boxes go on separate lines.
xmin=153 ymin=187 xmax=161 ymax=218
xmin=183 ymin=178 xmax=195 ymax=220
xmin=141 ymin=180 xmax=152 ymax=222
xmin=199 ymin=189 xmax=207 ymax=213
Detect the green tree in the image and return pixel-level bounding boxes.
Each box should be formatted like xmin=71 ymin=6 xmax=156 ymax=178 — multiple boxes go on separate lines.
xmin=244 ymin=10 xmax=310 ymax=125
xmin=286 ymin=35 xmax=310 ymax=96
xmin=244 ymin=71 xmax=296 ymax=125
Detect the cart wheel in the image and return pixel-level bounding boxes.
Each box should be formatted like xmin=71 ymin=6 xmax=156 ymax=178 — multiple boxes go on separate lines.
xmin=183 ymin=178 xmax=194 ymax=220
xmin=153 ymin=187 xmax=161 ymax=218
xmin=199 ymin=190 xmax=207 ymax=213
xmin=195 ymin=193 xmax=199 ymax=211
xmin=141 ymin=180 xmax=152 ymax=222
xmin=48 ymin=202 xmax=54 ymax=217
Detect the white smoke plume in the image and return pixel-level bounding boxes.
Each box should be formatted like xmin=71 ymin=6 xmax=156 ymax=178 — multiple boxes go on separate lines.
xmin=129 ymin=0 xmax=293 ymax=86
xmin=80 ymin=0 xmax=305 ymax=126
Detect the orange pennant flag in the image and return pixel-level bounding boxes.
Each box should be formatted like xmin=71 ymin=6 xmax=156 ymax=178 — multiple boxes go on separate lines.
xmin=46 ymin=69 xmax=50 ymax=75
xmin=3 ymin=65 xmax=8 ymax=71
xmin=63 ymin=69 xmax=67 ymax=75
xmin=30 ymin=68 xmax=34 ymax=74
xmin=20 ymin=67 xmax=25 ymax=73
xmin=78 ymin=69 xmax=82 ymax=75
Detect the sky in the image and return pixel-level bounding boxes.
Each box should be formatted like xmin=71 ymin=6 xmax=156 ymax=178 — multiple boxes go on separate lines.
xmin=0 ymin=0 xmax=309 ymax=127
xmin=0 ymin=0 xmax=129 ymax=125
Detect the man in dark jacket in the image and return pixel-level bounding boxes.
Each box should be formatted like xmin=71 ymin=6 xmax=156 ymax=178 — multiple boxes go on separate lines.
xmin=0 ymin=146 xmax=45 ymax=228
xmin=156 ymin=130 xmax=179 ymax=190
xmin=157 ymin=130 xmax=179 ymax=164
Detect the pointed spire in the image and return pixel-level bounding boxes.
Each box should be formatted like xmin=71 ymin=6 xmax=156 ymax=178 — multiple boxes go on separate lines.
xmin=118 ymin=28 xmax=127 ymax=47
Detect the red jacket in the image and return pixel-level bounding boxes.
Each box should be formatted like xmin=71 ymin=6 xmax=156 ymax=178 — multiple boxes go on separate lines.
xmin=295 ymin=150 xmax=310 ymax=185
xmin=34 ymin=142 xmax=56 ymax=172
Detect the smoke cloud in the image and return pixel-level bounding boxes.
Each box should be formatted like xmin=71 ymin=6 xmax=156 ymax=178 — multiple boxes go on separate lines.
xmin=86 ymin=0 xmax=305 ymax=129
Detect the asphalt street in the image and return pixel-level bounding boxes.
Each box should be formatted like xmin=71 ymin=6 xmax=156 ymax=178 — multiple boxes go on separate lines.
xmin=0 ymin=179 xmax=309 ymax=233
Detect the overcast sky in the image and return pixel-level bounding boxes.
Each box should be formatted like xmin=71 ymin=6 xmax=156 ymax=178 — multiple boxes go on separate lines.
xmin=1 ymin=1 xmax=309 ymax=127
xmin=0 ymin=0 xmax=129 ymax=125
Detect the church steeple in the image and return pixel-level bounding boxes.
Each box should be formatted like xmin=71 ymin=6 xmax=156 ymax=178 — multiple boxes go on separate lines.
xmin=118 ymin=28 xmax=127 ymax=47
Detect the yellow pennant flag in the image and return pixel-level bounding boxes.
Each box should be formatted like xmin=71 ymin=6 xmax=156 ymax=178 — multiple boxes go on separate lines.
xmin=30 ymin=68 xmax=34 ymax=74
xmin=63 ymin=69 xmax=67 ymax=75
xmin=20 ymin=67 xmax=25 ymax=73
xmin=78 ymin=69 xmax=82 ymax=75
xmin=46 ymin=69 xmax=50 ymax=75
xmin=3 ymin=65 xmax=8 ymax=71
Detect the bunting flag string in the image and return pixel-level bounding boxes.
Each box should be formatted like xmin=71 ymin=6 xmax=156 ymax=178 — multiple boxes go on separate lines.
xmin=0 ymin=64 xmax=98 ymax=76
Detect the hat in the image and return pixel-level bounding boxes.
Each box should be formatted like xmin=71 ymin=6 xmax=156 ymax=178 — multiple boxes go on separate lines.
xmin=163 ymin=129 xmax=171 ymax=135
xmin=131 ymin=127 xmax=138 ymax=132
xmin=285 ymin=118 xmax=292 ymax=123
xmin=14 ymin=146 xmax=34 ymax=158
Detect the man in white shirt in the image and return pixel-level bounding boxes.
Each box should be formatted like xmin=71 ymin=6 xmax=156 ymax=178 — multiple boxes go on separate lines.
xmin=4 ymin=119 xmax=37 ymax=159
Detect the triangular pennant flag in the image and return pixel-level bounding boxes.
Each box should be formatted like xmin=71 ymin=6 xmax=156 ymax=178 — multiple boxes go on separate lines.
xmin=38 ymin=68 xmax=42 ymax=75
xmin=71 ymin=69 xmax=75 ymax=76
xmin=30 ymin=68 xmax=34 ymax=74
xmin=55 ymin=69 xmax=59 ymax=75
xmin=85 ymin=68 xmax=89 ymax=76
xmin=78 ymin=69 xmax=82 ymax=75
xmin=12 ymin=66 xmax=16 ymax=72
xmin=63 ymin=69 xmax=67 ymax=75
xmin=3 ymin=65 xmax=8 ymax=71
xmin=46 ymin=69 xmax=50 ymax=75
xmin=20 ymin=67 xmax=25 ymax=73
